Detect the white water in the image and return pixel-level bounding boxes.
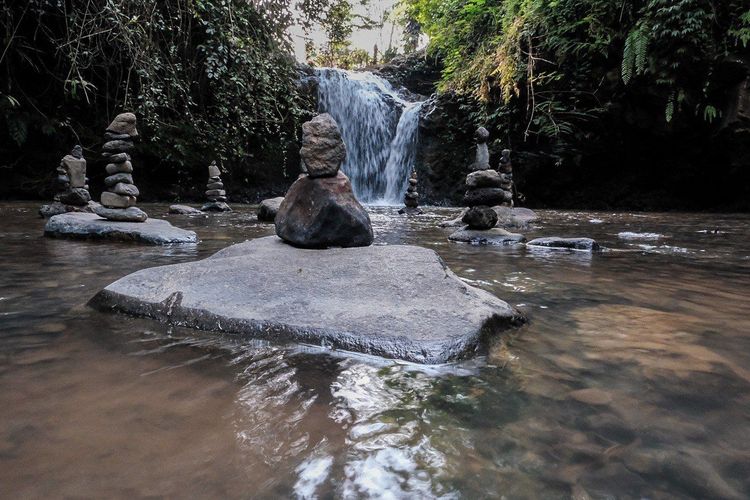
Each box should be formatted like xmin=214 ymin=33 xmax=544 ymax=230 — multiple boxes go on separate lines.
xmin=316 ymin=68 xmax=424 ymax=205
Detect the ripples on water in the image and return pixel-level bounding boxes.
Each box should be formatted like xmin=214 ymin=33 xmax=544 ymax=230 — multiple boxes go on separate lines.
xmin=1 ymin=203 xmax=749 ymax=498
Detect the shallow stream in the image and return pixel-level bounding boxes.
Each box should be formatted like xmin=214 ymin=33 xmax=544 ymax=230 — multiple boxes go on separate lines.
xmin=1 ymin=202 xmax=749 ymax=498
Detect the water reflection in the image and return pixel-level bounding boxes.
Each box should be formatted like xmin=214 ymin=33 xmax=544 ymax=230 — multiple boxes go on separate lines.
xmin=1 ymin=202 xmax=749 ymax=498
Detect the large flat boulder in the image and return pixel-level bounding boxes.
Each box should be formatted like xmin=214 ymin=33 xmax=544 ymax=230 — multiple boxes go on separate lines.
xmin=90 ymin=236 xmax=523 ymax=364
xmin=44 ymin=212 xmax=197 ymax=245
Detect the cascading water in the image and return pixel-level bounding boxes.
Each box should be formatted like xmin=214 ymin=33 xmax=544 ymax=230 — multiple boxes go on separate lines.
xmin=316 ymin=68 xmax=424 ymax=205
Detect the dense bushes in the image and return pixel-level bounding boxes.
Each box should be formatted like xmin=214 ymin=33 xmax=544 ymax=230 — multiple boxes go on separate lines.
xmin=401 ymin=0 xmax=750 ymax=209
xmin=1 ymin=0 xmax=315 ymax=200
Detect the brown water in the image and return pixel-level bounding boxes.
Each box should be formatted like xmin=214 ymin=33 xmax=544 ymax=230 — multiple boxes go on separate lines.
xmin=1 ymin=202 xmax=749 ymax=499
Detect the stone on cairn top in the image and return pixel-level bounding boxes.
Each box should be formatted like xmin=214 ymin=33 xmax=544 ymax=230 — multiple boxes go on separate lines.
xmin=299 ymin=113 xmax=347 ymax=178
xmin=201 ymin=161 xmax=232 ymax=212
xmin=470 ymin=126 xmax=491 ymax=171
xmin=94 ymin=113 xmax=147 ymax=222
xmin=275 ymin=113 xmax=373 ymax=248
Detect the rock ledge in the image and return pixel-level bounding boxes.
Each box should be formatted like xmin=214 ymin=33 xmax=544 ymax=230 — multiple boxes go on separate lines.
xmin=45 ymin=212 xmax=197 ymax=245
xmin=90 ymin=236 xmax=523 ymax=363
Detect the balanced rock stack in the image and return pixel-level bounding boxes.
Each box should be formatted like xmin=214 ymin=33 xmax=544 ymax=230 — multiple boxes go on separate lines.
xmin=40 ymin=146 xmax=93 ymax=217
xmin=398 ymin=170 xmax=423 ymax=215
xmin=93 ymin=113 xmax=147 ymax=222
xmin=448 ymin=126 xmax=524 ymax=245
xmin=498 ymin=148 xmax=514 ymax=204
xmin=201 ymin=161 xmax=231 ymax=212
xmin=275 ymin=113 xmax=373 ymax=248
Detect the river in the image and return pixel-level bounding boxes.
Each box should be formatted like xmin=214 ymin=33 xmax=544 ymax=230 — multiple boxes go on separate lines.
xmin=1 ymin=202 xmax=749 ymax=498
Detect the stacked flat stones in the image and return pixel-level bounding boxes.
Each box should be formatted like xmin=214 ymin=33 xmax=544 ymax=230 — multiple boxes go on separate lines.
xmin=201 ymin=161 xmax=231 ymax=212
xmin=275 ymin=113 xmax=373 ymax=248
xmin=40 ymin=146 xmax=93 ymax=217
xmin=94 ymin=113 xmax=147 ymax=222
xmin=461 ymin=127 xmax=513 ymax=230
xmin=398 ymin=170 xmax=423 ymax=215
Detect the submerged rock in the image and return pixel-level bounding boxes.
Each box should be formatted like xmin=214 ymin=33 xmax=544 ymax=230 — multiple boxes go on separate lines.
xmin=527 ymin=237 xmax=600 ymax=251
xmin=169 ymin=204 xmax=203 ymax=215
xmin=275 ymin=171 xmax=373 ymax=248
xmin=201 ymin=201 xmax=232 ymax=212
xmin=89 ymin=236 xmax=524 ymax=364
xmin=44 ymin=212 xmax=197 ymax=245
xmin=257 ymin=197 xmax=284 ymax=222
xmin=449 ymin=228 xmax=526 ymax=246
xmin=493 ymin=206 xmax=539 ymax=230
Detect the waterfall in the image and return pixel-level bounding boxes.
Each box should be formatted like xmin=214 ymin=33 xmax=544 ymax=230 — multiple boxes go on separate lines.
xmin=316 ymin=68 xmax=423 ymax=205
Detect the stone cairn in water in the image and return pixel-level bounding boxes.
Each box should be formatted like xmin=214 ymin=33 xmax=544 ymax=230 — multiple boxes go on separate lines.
xmin=201 ymin=161 xmax=231 ymax=212
xmin=94 ymin=113 xmax=147 ymax=222
xmin=40 ymin=145 xmax=93 ymax=217
xmin=398 ymin=170 xmax=423 ymax=215
xmin=460 ymin=127 xmax=513 ymax=230
xmin=275 ymin=113 xmax=373 ymax=248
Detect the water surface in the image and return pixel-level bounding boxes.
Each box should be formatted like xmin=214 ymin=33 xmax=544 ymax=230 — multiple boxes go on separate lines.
xmin=1 ymin=202 xmax=749 ymax=498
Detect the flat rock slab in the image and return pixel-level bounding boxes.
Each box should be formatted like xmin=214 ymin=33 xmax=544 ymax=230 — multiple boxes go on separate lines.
xmin=44 ymin=212 xmax=197 ymax=245
xmin=90 ymin=236 xmax=523 ymax=364
xmin=527 ymin=237 xmax=599 ymax=251
xmin=169 ymin=204 xmax=203 ymax=215
xmin=449 ymin=228 xmax=526 ymax=246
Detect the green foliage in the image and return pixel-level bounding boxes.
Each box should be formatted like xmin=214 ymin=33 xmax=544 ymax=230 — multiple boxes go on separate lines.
xmin=401 ymin=0 xmax=749 ymax=146
xmin=1 ymin=0 xmax=316 ymax=177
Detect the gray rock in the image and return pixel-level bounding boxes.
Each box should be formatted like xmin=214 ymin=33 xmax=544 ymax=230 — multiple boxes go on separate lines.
xmin=398 ymin=206 xmax=423 ymax=215
xmin=102 ymin=139 xmax=134 ymax=153
xmin=107 ymin=153 xmax=131 ymax=164
xmin=105 ymin=173 xmax=133 ymax=187
xmin=208 ymin=162 xmax=221 ymax=178
xmin=201 ymin=201 xmax=232 ymax=212
xmin=39 ymin=201 xmax=99 ymax=218
xmin=61 ymin=155 xmax=87 ymax=188
xmin=526 ymin=237 xmax=600 ymax=251
xmin=205 ymin=189 xmax=226 ymax=197
xmin=449 ymin=228 xmax=526 ymax=246
xmin=89 ymin=236 xmax=524 ymax=364
xmin=463 ymin=187 xmax=512 ymax=207
xmin=257 ymin=197 xmax=284 ymax=222
xmin=275 ymin=171 xmax=373 ymax=248
xmin=58 ymin=188 xmax=91 ymax=206
xmin=466 ymin=169 xmax=504 ymax=189
xmin=493 ymin=206 xmax=539 ymax=230
xmin=104 ymin=132 xmax=131 ymax=141
xmin=112 ymin=182 xmax=139 ymax=197
xmin=300 ymin=113 xmax=346 ymax=178
xmin=93 ymin=205 xmax=148 ymax=222
xmin=462 ymin=206 xmax=498 ymax=230
xmin=45 ymin=212 xmax=196 ymax=244
xmin=105 ymin=161 xmax=133 ymax=175
xmin=206 ymin=182 xmax=224 ymax=190
xmin=106 ymin=112 xmax=138 ymax=137
xmin=169 ymin=204 xmax=203 ymax=215
xmin=100 ymin=191 xmax=135 ymax=208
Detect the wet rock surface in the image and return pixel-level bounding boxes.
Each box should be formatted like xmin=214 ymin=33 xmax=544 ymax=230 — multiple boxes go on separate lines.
xmin=527 ymin=237 xmax=600 ymax=251
xmin=449 ymin=228 xmax=526 ymax=245
xmin=462 ymin=206 xmax=498 ymax=230
xmin=44 ymin=212 xmax=197 ymax=245
xmin=169 ymin=204 xmax=203 ymax=215
xmin=90 ymin=236 xmax=523 ymax=364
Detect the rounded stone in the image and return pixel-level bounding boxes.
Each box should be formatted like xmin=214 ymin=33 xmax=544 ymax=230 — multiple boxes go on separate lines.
xmin=462 ymin=206 xmax=498 ymax=230
xmin=106 ymin=161 xmax=133 ymax=175
xmin=93 ymin=205 xmax=148 ymax=222
xmin=106 ymin=112 xmax=138 ymax=137
xmin=102 ymin=139 xmax=134 ymax=153
xmin=105 ymin=173 xmax=133 ymax=187
xmin=257 ymin=197 xmax=284 ymax=222
xmin=112 ymin=182 xmax=140 ymax=197
xmin=100 ymin=191 xmax=135 ymax=208
xmin=463 ymin=187 xmax=512 ymax=207
xmin=275 ymin=171 xmax=373 ymax=248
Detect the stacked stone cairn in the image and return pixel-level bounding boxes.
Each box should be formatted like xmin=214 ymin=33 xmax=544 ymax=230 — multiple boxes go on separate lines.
xmin=40 ymin=145 xmax=94 ymax=217
xmin=93 ymin=113 xmax=147 ymax=222
xmin=275 ymin=113 xmax=373 ymax=248
xmin=460 ymin=127 xmax=513 ymax=230
xmin=201 ymin=161 xmax=231 ymax=212
xmin=398 ymin=170 xmax=423 ymax=215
